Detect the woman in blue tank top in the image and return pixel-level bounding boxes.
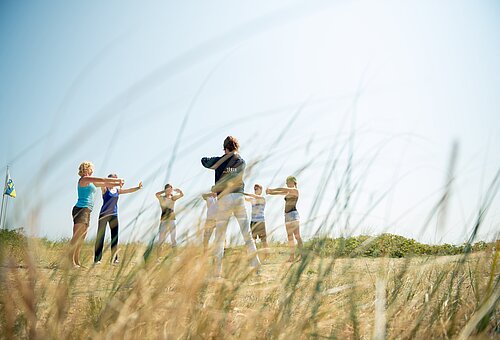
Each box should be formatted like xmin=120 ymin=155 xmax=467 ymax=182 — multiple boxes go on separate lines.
xmin=94 ymin=174 xmax=143 ymax=264
xmin=70 ymin=161 xmax=124 ymax=268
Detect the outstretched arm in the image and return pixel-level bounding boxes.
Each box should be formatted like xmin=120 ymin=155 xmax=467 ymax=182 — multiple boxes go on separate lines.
xmin=266 ymin=188 xmax=284 ymax=195
xmin=202 ymin=192 xmax=216 ymax=200
xmin=81 ymin=176 xmax=124 ymax=188
xmin=244 ymin=193 xmax=262 ymax=199
xmin=201 ymin=156 xmax=222 ymax=169
xmin=119 ymin=181 xmax=143 ymax=195
xmin=266 ymin=188 xmax=298 ymax=196
xmin=201 ymin=152 xmax=235 ymax=170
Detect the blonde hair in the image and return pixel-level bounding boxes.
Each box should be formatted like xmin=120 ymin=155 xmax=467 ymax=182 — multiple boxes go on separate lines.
xmin=78 ymin=161 xmax=94 ymax=177
xmin=286 ymin=176 xmax=297 ymax=187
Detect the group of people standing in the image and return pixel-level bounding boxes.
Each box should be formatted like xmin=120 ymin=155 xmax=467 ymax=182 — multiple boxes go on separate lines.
xmin=199 ymin=135 xmax=303 ymax=276
xmin=69 ymin=136 xmax=303 ymax=277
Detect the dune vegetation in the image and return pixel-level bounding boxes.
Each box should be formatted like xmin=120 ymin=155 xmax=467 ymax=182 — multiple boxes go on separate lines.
xmin=0 ymin=229 xmax=498 ymax=339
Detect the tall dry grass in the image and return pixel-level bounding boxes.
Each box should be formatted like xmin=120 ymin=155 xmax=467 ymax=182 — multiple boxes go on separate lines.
xmin=0 ymin=235 xmax=498 ymax=338
xmin=1 ymin=9 xmax=499 ymax=336
xmin=1 ymin=117 xmax=499 ymax=338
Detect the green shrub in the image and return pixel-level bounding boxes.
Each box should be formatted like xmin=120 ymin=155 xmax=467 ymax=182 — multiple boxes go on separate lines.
xmin=0 ymin=229 xmax=27 ymax=263
xmin=304 ymin=233 xmax=496 ymax=258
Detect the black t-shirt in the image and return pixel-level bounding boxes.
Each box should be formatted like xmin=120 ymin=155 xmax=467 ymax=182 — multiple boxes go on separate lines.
xmin=201 ymin=153 xmax=246 ymax=196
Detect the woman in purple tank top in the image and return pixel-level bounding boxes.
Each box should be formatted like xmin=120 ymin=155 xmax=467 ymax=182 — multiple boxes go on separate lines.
xmin=94 ymin=173 xmax=143 ymax=265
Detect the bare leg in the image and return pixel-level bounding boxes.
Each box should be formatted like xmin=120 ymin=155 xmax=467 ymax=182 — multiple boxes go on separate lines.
xmin=75 ymin=229 xmax=88 ymax=266
xmin=259 ymin=222 xmax=269 ymax=260
xmin=71 ymin=224 xmax=88 ymax=266
xmin=286 ymin=222 xmax=295 ymax=262
xmin=69 ymin=223 xmax=83 ymax=265
xmin=292 ymin=221 xmax=303 ymax=259
xmin=262 ymin=240 xmax=270 ymax=260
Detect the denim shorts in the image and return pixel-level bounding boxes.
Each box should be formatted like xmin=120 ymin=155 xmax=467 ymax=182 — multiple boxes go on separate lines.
xmin=285 ymin=210 xmax=300 ymax=223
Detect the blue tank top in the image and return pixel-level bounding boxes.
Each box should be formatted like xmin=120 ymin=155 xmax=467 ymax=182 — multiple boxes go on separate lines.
xmin=100 ymin=188 xmax=119 ymax=217
xmin=75 ymin=180 xmax=97 ymax=210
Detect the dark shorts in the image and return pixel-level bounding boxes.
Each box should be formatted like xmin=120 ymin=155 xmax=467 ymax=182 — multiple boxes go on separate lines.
xmin=72 ymin=206 xmax=91 ymax=226
xmin=161 ymin=208 xmax=175 ymax=221
xmin=251 ymin=221 xmax=267 ymax=242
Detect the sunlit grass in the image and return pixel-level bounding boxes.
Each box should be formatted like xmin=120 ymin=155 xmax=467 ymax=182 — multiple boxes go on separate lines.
xmin=0 ymin=231 xmax=498 ymax=338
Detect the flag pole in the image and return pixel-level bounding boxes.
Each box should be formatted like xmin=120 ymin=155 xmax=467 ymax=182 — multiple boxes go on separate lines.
xmin=0 ymin=166 xmax=8 ymax=230
xmin=2 ymin=196 xmax=8 ymax=230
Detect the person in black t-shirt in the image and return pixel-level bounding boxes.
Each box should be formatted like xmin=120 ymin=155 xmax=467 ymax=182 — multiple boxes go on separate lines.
xmin=201 ymin=136 xmax=261 ymax=277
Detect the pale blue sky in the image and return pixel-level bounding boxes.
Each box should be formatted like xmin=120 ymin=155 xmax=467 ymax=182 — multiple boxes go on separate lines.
xmin=1 ymin=0 xmax=499 ymax=245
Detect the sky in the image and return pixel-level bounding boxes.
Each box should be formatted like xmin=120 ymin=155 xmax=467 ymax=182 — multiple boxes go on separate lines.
xmin=0 ymin=0 xmax=499 ymax=245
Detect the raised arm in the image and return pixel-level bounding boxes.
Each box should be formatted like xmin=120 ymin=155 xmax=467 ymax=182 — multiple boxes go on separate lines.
xmin=155 ymin=190 xmax=166 ymax=198
xmin=81 ymin=176 xmax=124 ymax=188
xmin=172 ymin=188 xmax=184 ymax=201
xmin=119 ymin=181 xmax=143 ymax=195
